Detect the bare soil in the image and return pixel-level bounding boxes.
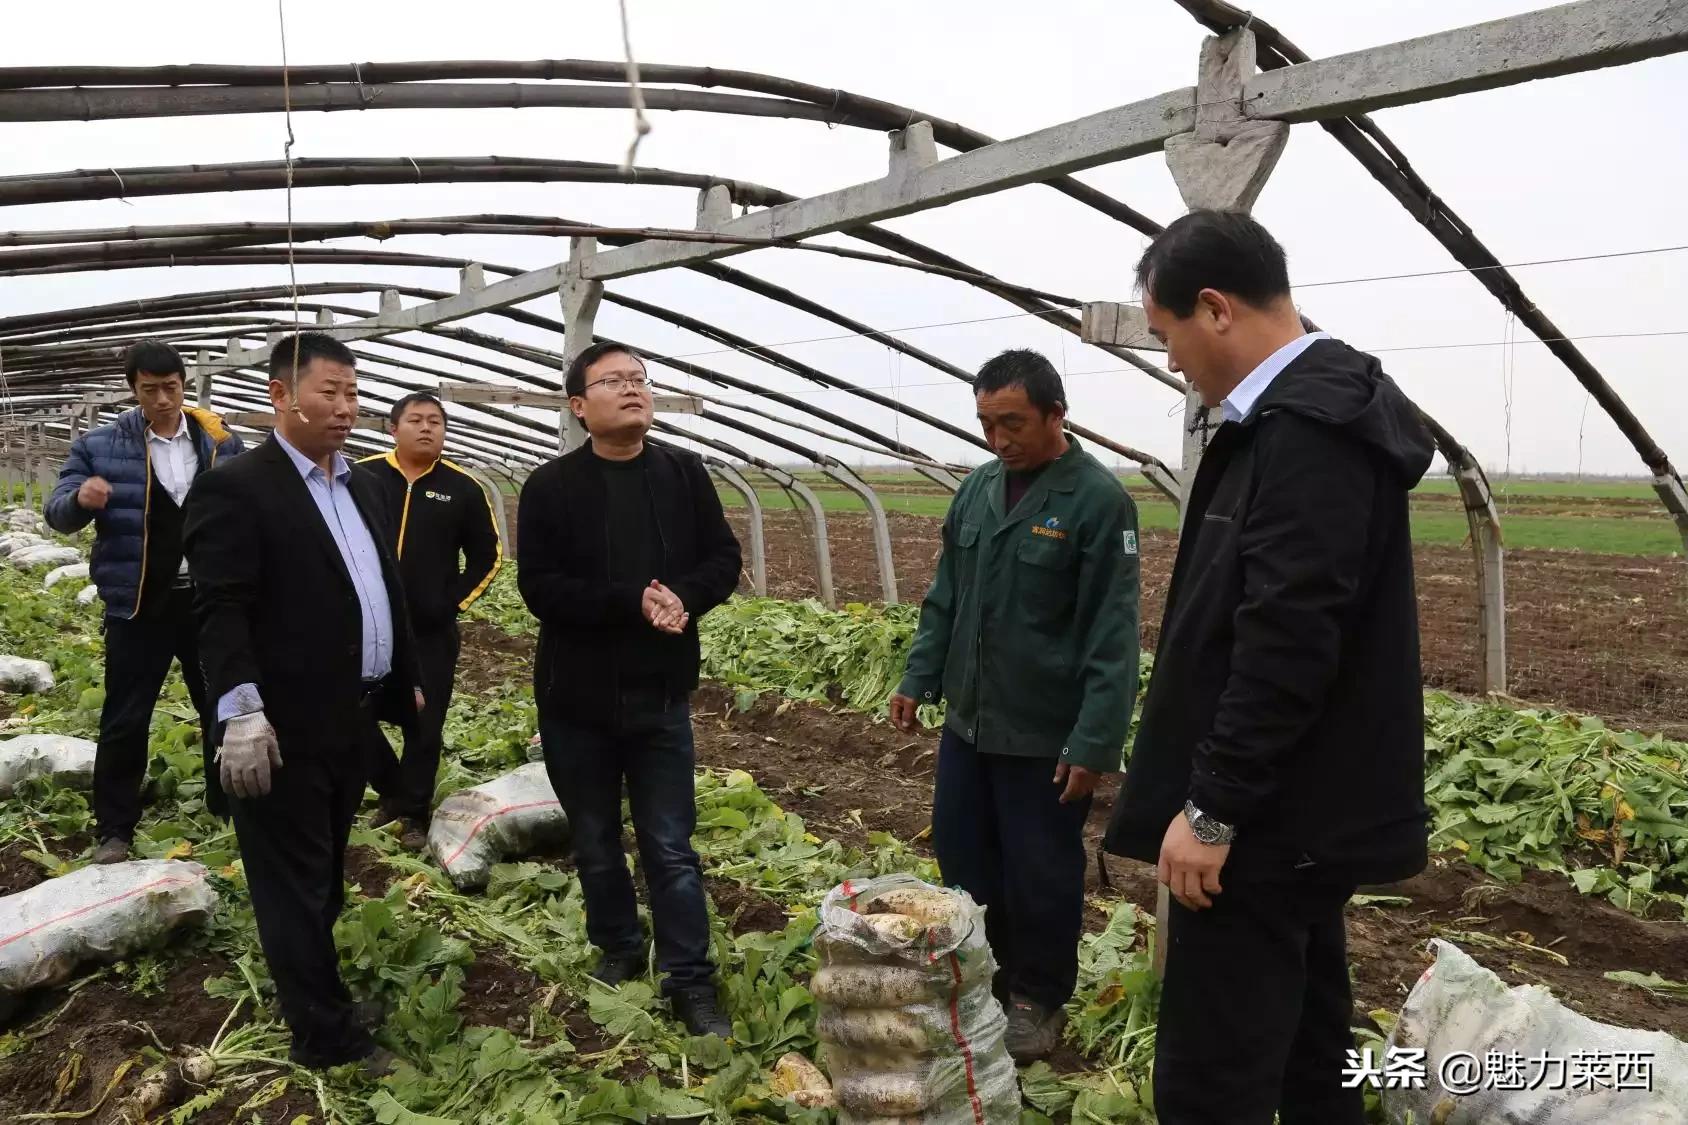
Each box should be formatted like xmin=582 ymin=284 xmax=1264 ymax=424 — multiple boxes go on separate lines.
xmin=726 ymin=510 xmax=1688 ymax=736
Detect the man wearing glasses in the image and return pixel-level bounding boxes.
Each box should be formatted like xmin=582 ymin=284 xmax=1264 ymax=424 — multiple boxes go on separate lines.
xmin=517 ymin=342 xmax=741 ymax=1038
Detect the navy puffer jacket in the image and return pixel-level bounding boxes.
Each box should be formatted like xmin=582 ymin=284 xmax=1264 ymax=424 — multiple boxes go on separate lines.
xmin=45 ymin=407 xmax=245 ymax=620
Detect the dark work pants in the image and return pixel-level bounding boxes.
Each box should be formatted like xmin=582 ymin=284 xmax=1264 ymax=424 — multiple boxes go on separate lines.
xmin=95 ymin=584 xmax=212 ymax=843
xmin=229 ymin=708 xmax=381 ymax=1067
xmin=1153 ymin=874 xmax=1363 ymax=1125
xmin=373 ymin=622 xmax=460 ymax=821
xmin=931 ymin=727 xmax=1091 ymax=1011
xmin=538 ymin=689 xmax=713 ymax=996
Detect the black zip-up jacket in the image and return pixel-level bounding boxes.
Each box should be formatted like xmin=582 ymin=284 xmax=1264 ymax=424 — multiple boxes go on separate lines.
xmin=353 ymin=453 xmax=503 ymax=632
xmin=1104 ymin=338 xmax=1435 ymax=885
xmin=517 ymin=442 xmax=742 ymax=722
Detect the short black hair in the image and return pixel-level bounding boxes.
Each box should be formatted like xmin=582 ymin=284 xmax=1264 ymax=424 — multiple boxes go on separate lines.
xmin=123 ymin=341 xmax=185 ymax=387
xmin=389 ymin=392 xmax=447 ymax=428
xmin=1134 ymin=209 xmax=1291 ymax=317
xmin=269 ymin=331 xmax=356 ymax=386
xmin=974 ymin=349 xmax=1067 ymax=416
xmin=564 ymin=341 xmax=645 ymax=397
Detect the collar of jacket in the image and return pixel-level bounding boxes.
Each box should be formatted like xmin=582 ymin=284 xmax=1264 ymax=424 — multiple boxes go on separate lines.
xmin=359 ymin=449 xmax=440 ymax=481
xmin=974 ymin=436 xmax=1086 ymax=525
xmin=115 ymin=404 xmax=231 ymax=445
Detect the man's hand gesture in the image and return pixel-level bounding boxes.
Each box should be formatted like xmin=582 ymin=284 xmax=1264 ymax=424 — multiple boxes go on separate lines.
xmin=889 ymin=693 xmax=919 ymax=733
xmin=641 ymin=580 xmax=689 ymax=635
xmin=1053 ymin=762 xmax=1101 ymax=804
xmin=77 ymin=475 xmax=112 ymax=512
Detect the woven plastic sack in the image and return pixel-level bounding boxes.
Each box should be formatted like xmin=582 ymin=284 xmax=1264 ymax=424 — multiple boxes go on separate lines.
xmin=3 ymin=508 xmax=46 ymax=533
xmin=0 ymin=733 xmax=96 ymax=795
xmin=76 ymin=584 xmax=100 ymax=606
xmin=1385 ymin=939 xmax=1688 ymax=1124
xmin=813 ymin=875 xmax=1017 ymax=1125
xmin=0 ymin=860 xmax=216 ymax=995
xmin=0 ymin=655 xmax=55 ymax=694
xmin=0 ymin=533 xmax=47 ymax=557
xmin=8 ymin=544 xmax=81 ymax=569
xmin=427 ymin=762 xmax=568 ymax=891
xmin=44 ymin=562 xmax=90 ymax=589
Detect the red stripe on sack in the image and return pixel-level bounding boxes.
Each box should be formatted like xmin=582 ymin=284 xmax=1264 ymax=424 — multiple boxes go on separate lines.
xmin=441 ymin=799 xmax=562 ymax=869
xmin=0 ymin=875 xmax=195 ymax=950
xmin=946 ymin=952 xmax=985 ymax=1125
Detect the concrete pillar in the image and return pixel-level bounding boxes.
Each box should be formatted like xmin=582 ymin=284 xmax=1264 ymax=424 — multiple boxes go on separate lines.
xmin=824 ymin=464 xmax=899 ymax=604
xmin=695 ymin=185 xmax=733 ymax=230
xmin=1453 ymin=458 xmax=1507 ymax=694
xmin=1653 ymin=472 xmax=1688 ymax=557
xmin=194 ymin=348 xmax=214 ymax=408
xmin=21 ymin=427 xmax=35 ymax=510
xmin=712 ymin=464 xmax=767 ymax=596
xmin=559 ymin=236 xmax=603 ymax=455
xmin=459 ymin=263 xmax=487 ymax=294
xmin=762 ymin=467 xmax=834 ymax=608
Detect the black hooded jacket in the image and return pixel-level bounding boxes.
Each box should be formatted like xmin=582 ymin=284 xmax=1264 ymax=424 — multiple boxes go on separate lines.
xmin=1104 ymin=337 xmax=1435 ymax=885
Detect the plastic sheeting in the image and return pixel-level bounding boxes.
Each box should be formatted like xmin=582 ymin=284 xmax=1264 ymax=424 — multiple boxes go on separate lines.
xmin=43 ymin=562 xmax=90 ymax=588
xmin=75 ymin=584 xmax=100 ymax=606
xmin=0 ymin=860 xmax=217 ymax=995
xmin=814 ymin=875 xmax=1018 ymax=1125
xmin=1386 ymin=939 xmax=1688 ymax=1124
xmin=0 ymin=733 xmax=96 ymax=794
xmin=426 ymin=762 xmax=569 ymax=891
xmin=2 ymin=508 xmax=46 ymax=533
xmin=0 ymin=655 xmax=55 ymax=695
xmin=6 ymin=544 xmax=82 ymax=569
xmin=0 ymin=532 xmax=48 ymax=558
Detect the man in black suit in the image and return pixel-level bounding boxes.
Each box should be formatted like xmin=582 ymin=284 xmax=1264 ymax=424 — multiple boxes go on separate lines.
xmin=183 ymin=332 xmax=421 ymax=1073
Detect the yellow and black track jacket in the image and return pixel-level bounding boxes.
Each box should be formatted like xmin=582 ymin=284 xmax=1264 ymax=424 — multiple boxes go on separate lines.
xmin=353 ymin=453 xmax=504 ymax=631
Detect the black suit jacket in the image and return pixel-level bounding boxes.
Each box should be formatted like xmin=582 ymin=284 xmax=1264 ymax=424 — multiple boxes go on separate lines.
xmin=183 ymin=436 xmax=421 ymax=752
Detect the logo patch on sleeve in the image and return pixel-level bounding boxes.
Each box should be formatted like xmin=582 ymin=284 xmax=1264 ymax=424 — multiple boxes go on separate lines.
xmin=1123 ymin=530 xmax=1138 ymax=555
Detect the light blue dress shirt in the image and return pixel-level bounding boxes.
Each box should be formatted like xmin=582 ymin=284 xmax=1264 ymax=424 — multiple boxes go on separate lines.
xmin=1220 ymin=332 xmax=1330 ymax=424
xmin=215 ymin=432 xmax=395 ymax=721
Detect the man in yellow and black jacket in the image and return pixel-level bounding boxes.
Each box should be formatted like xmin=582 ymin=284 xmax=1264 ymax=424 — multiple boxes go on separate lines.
xmin=354 ymin=393 xmax=502 ymax=847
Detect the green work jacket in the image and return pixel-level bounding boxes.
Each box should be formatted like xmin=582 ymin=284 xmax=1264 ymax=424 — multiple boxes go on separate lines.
xmin=897 ymin=439 xmax=1141 ymax=772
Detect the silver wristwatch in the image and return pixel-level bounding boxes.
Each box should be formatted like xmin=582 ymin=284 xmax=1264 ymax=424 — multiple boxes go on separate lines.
xmin=1184 ymin=800 xmax=1237 ymax=846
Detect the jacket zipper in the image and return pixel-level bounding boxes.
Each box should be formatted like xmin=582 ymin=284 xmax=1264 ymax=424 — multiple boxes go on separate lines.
xmin=131 ymin=430 xmax=154 ymax=619
xmin=397 ymin=480 xmax=414 ymax=559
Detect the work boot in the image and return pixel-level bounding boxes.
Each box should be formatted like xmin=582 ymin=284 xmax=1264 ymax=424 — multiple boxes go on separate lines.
xmin=353 ymin=998 xmax=389 ymax=1031
xmin=590 ymin=953 xmax=643 ymax=988
xmin=92 ymin=838 xmax=129 ymax=865
xmin=373 ymin=801 xmax=406 ymax=829
xmin=1003 ymin=996 xmax=1066 ymax=1063
xmin=398 ymin=820 xmax=429 ymax=853
xmin=671 ymin=989 xmax=732 ymax=1039
xmin=347 ymin=1046 xmax=401 ymax=1080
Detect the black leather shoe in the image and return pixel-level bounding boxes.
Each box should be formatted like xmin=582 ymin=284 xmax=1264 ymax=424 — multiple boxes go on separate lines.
xmin=591 ymin=954 xmax=643 ymax=988
xmin=671 ymin=989 xmax=731 ymax=1039
xmin=92 ymin=838 xmax=130 ymax=865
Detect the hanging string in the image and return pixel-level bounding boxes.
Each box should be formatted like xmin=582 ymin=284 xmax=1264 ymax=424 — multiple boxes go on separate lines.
xmin=616 ymin=0 xmax=652 ymax=173
xmin=1500 ymin=308 xmax=1516 ymax=502
xmin=278 ymin=0 xmax=300 ymax=328
xmin=1576 ymin=390 xmax=1592 ymax=482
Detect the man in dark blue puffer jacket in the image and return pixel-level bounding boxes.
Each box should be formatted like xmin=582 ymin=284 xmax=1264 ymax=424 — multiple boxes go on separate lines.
xmin=46 ymin=341 xmax=246 ymax=863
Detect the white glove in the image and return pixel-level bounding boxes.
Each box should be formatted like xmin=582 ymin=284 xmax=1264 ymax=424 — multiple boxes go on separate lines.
xmin=218 ymin=712 xmax=283 ymax=799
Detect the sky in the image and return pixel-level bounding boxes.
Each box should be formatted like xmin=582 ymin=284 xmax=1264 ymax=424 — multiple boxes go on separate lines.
xmin=3 ymin=0 xmax=1686 ymax=477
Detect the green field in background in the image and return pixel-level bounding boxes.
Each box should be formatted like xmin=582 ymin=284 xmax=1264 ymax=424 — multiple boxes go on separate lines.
xmin=716 ymin=478 xmax=1681 ymax=557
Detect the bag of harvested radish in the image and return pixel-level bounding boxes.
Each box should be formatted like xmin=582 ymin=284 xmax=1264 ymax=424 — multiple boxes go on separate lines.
xmin=427 ymin=762 xmax=570 ymax=891
xmin=0 ymin=860 xmax=216 ymax=995
xmin=811 ymin=875 xmax=1019 ymax=1125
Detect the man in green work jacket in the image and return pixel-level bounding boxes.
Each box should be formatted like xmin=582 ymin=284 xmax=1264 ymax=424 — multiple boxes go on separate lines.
xmin=890 ymin=348 xmax=1140 ymax=1062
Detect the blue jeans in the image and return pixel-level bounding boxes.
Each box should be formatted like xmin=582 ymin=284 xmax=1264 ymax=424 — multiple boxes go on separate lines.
xmin=539 ymin=692 xmax=713 ymax=995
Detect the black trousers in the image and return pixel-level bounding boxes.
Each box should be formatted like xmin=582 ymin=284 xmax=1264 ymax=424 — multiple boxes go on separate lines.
xmin=229 ymin=707 xmax=381 ymax=1066
xmin=1153 ymin=873 xmax=1363 ymax=1125
xmin=373 ymin=622 xmax=459 ymax=821
xmin=930 ymin=728 xmax=1091 ymax=1010
xmin=95 ymin=584 xmax=213 ymax=843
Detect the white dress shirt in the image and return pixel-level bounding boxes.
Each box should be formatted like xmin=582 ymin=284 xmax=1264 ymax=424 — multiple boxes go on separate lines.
xmin=1221 ymin=332 xmax=1330 ymax=424
xmin=146 ymin=416 xmax=198 ymax=576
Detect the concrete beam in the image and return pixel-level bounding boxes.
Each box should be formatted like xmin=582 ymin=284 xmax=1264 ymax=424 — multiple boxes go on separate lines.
xmin=1080 ymin=303 xmax=1165 ymax=351
xmin=1244 ymin=0 xmax=1688 ymax=123
xmin=1167 ymin=31 xmax=1288 ymax=212
xmin=439 ymin=384 xmax=701 ymax=414
xmin=226 ymin=411 xmax=386 ymax=432
xmin=207 ymin=0 xmax=1688 ymax=366
xmin=559 ymin=236 xmax=603 ymax=454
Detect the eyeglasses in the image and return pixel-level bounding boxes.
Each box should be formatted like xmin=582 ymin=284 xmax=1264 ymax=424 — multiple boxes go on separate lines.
xmin=582 ymin=374 xmax=650 ymax=394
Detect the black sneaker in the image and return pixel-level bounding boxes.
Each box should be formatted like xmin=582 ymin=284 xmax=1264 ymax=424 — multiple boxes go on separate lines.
xmin=398 ymin=820 xmax=429 ymax=853
xmin=591 ymin=953 xmax=643 ymax=988
xmin=92 ymin=838 xmax=130 ymax=865
xmin=671 ymin=989 xmax=731 ymax=1039
xmin=1003 ymin=995 xmax=1066 ymax=1063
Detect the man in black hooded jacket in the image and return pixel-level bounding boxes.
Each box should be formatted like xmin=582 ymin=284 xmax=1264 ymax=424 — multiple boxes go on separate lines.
xmin=1104 ymin=210 xmax=1432 ymax=1125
